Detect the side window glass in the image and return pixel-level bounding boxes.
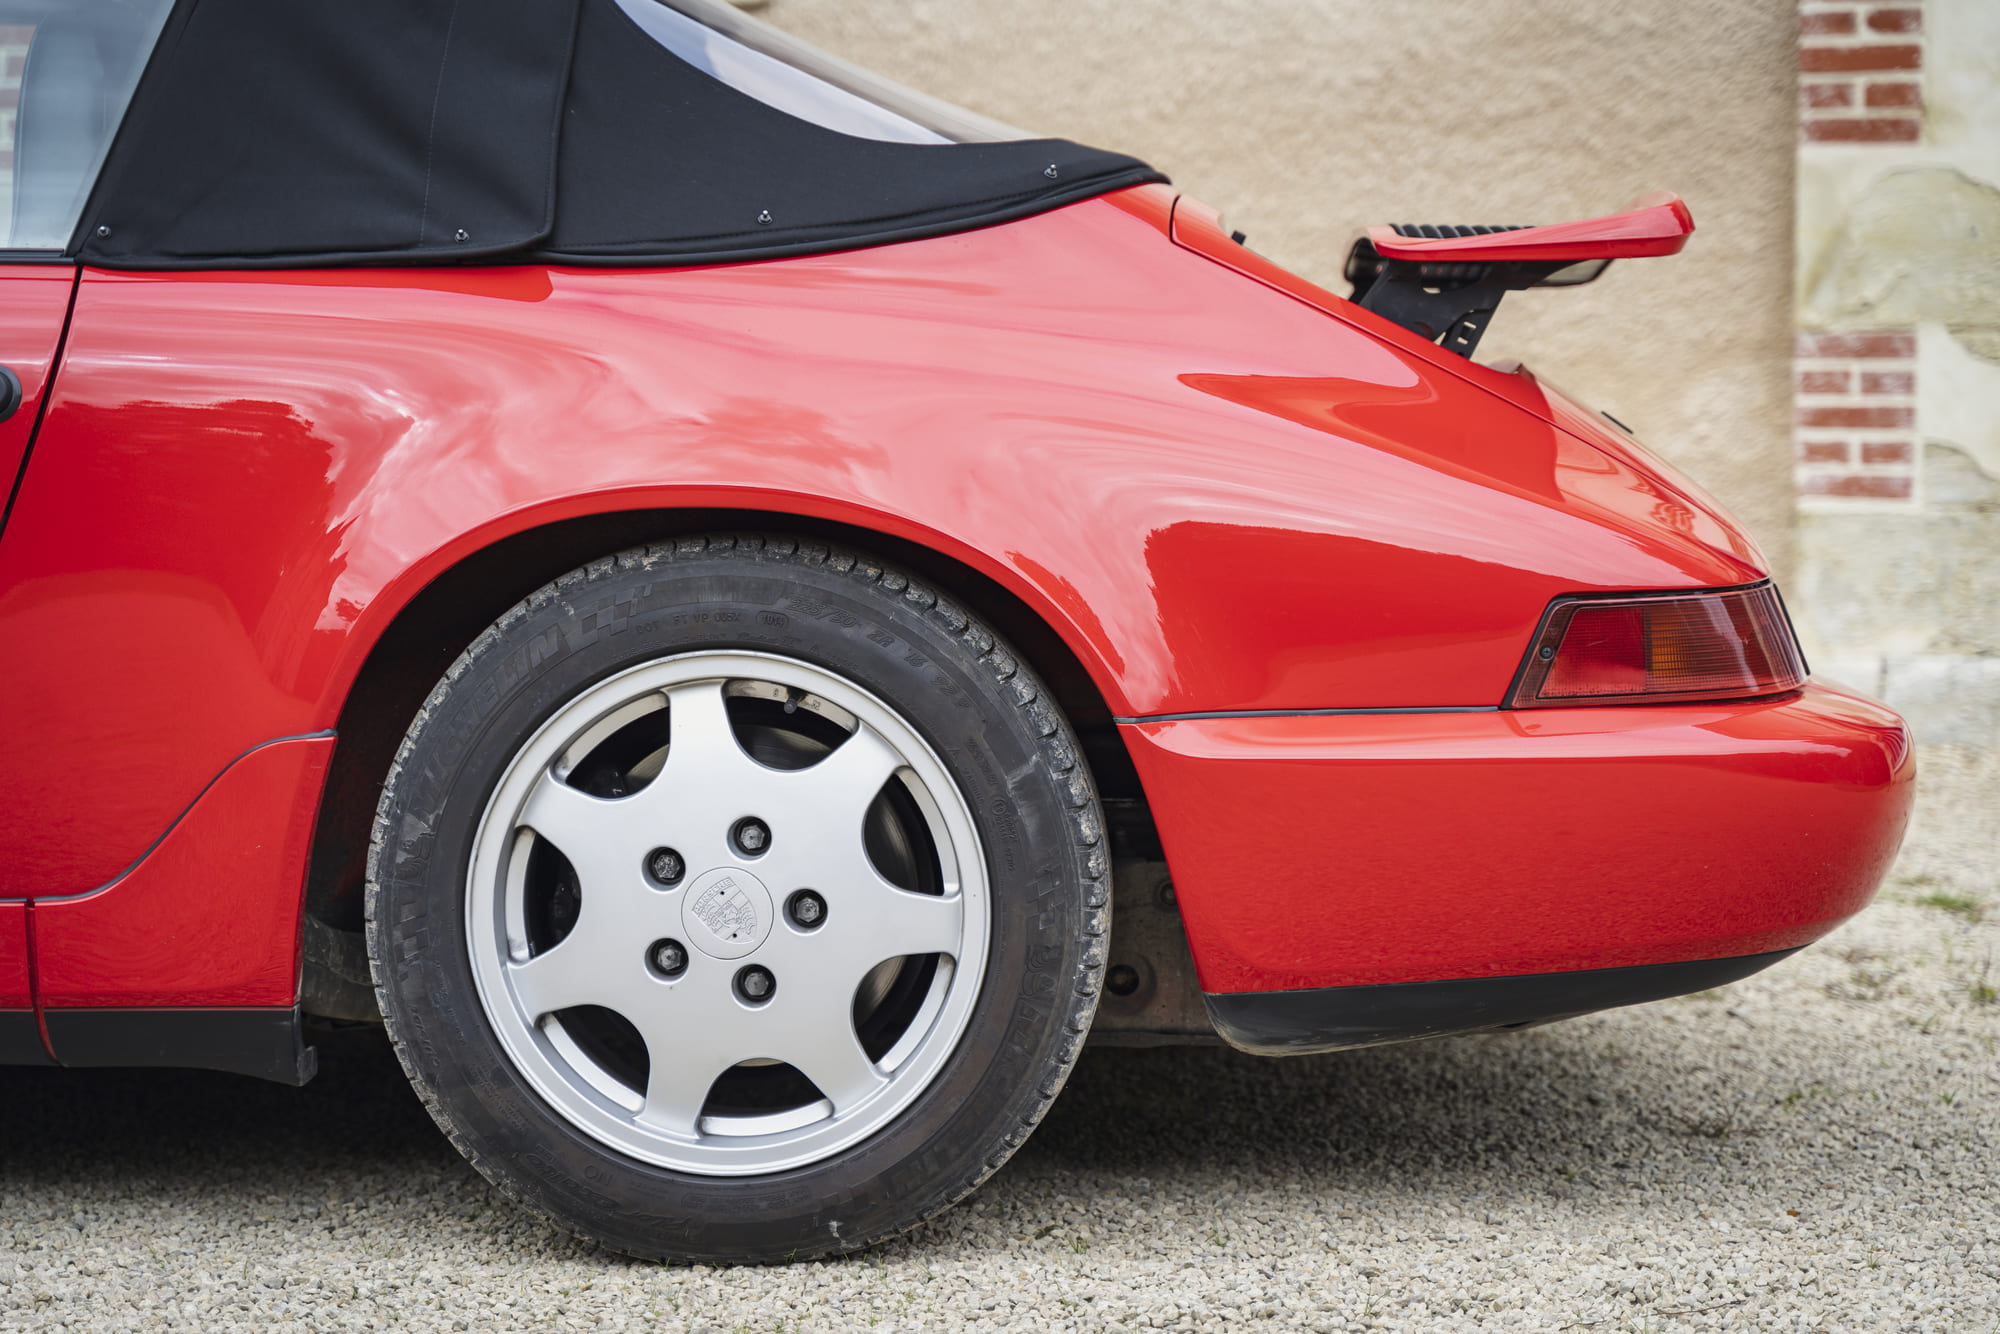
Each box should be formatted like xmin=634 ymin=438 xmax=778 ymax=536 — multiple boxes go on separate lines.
xmin=617 ymin=0 xmax=1028 ymax=146
xmin=1 ymin=0 xmax=174 ymax=252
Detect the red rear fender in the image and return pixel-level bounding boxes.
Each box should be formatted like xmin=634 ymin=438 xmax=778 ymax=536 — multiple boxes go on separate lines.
xmin=2 ymin=195 xmax=1763 ymax=896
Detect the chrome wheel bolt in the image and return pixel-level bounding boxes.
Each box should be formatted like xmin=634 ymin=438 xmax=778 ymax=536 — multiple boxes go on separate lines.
xmin=649 ymin=939 xmax=689 ymax=978
xmin=735 ymin=965 xmax=775 ymax=1003
xmin=787 ymin=890 xmax=826 ymax=929
xmin=732 ymin=817 xmax=771 ymax=856
xmin=646 ymin=847 xmax=685 ymax=885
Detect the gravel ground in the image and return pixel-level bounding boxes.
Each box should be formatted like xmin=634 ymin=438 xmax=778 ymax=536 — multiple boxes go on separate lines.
xmin=3 ymin=744 xmax=1994 ymax=1333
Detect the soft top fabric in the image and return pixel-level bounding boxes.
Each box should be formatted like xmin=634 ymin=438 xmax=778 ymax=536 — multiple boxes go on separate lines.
xmin=74 ymin=0 xmax=1164 ymax=270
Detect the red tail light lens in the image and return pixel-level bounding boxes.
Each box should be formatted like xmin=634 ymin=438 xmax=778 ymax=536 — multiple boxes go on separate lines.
xmin=1509 ymin=584 xmax=1806 ymax=708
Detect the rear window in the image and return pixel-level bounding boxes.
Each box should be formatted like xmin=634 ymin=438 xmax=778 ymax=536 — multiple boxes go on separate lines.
xmin=0 ymin=0 xmax=173 ymax=251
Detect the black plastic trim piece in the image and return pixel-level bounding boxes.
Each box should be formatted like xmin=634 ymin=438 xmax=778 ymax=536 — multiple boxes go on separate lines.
xmin=1112 ymin=706 xmax=1497 ymax=725
xmin=1203 ymin=948 xmax=1801 ymax=1056
xmin=42 ymin=1006 xmax=318 ymax=1085
xmin=0 ymin=1011 xmax=55 ymax=1065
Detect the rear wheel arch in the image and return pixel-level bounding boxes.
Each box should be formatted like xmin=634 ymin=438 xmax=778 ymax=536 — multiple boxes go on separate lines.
xmin=301 ymin=507 xmax=1156 ymax=1017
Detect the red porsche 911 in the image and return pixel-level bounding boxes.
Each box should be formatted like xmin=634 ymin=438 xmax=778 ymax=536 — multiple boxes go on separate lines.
xmin=0 ymin=0 xmax=1911 ymax=1262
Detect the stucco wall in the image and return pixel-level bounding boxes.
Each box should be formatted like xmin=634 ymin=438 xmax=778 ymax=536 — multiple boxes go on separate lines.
xmin=749 ymin=0 xmax=1802 ymax=579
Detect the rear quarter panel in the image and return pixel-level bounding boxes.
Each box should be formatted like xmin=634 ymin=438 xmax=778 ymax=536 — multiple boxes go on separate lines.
xmin=0 ymin=196 xmax=1760 ymax=902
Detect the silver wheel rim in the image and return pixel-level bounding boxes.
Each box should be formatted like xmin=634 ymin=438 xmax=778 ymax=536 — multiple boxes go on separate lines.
xmin=465 ymin=650 xmax=989 ymax=1175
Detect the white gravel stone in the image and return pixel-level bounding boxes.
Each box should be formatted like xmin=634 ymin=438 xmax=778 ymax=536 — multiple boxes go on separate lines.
xmin=2 ymin=744 xmax=1993 ymax=1332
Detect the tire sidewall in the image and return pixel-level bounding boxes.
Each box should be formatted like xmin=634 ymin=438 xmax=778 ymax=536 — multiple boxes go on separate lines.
xmin=370 ymin=540 xmax=1099 ymax=1260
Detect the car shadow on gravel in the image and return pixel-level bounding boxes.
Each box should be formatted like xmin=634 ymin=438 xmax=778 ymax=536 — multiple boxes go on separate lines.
xmin=0 ymin=1024 xmax=462 ymax=1191
xmin=1019 ymin=1028 xmax=1671 ymax=1193
xmin=0 ymin=1015 xmax=1663 ymax=1240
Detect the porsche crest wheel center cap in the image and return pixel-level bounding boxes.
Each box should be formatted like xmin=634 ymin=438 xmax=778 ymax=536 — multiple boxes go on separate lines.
xmin=682 ymin=867 xmax=774 ymax=960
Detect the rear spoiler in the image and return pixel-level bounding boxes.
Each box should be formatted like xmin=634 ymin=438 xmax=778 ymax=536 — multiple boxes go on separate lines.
xmin=1345 ymin=192 xmax=1694 ymax=359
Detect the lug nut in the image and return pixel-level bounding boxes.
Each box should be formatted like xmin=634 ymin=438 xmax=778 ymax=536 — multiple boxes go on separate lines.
xmin=787 ymin=890 xmax=827 ymax=929
xmin=732 ymin=817 xmax=771 ymax=856
xmin=646 ymin=847 xmax=685 ymax=885
xmin=650 ymin=939 xmax=689 ymax=978
xmin=735 ymin=965 xmax=776 ymax=1003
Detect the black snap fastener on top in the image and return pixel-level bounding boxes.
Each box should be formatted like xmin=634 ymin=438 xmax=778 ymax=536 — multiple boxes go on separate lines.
xmin=756 ymin=209 xmax=773 ymax=225
xmin=645 ymin=846 xmax=685 ymax=886
xmin=649 ymin=939 xmax=689 ymax=978
xmin=735 ymin=965 xmax=775 ymax=1003
xmin=786 ymin=889 xmax=826 ymax=929
xmin=731 ymin=817 xmax=771 ymax=856
xmin=454 ymin=228 xmax=470 ymax=242
xmin=1043 ymin=164 xmax=1059 ymax=179
xmin=95 ymin=225 xmax=111 ymax=238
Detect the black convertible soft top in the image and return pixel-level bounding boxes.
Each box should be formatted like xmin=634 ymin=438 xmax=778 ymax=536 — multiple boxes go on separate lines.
xmin=75 ymin=0 xmax=1165 ymax=269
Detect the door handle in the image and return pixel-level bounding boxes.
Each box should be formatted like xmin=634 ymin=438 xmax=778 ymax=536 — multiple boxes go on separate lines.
xmin=0 ymin=367 xmax=20 ymax=423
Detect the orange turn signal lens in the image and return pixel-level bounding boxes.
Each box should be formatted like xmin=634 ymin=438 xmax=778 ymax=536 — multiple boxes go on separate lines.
xmin=1508 ymin=583 xmax=1806 ymax=708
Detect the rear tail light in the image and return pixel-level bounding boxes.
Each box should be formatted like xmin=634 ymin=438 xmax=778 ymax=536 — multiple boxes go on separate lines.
xmin=1508 ymin=583 xmax=1806 ymax=708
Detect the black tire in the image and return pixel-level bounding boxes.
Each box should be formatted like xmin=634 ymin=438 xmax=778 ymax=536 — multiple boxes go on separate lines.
xmin=366 ymin=534 xmax=1107 ymax=1261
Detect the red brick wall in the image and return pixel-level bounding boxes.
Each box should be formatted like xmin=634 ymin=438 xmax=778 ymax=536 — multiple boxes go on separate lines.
xmin=1795 ymin=1 xmax=1923 ymax=506
xmin=1798 ymin=2 xmax=1923 ymax=142
xmin=1794 ymin=332 xmax=1917 ymax=499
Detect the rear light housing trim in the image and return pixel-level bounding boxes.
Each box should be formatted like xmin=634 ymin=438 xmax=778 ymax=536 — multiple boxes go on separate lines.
xmin=1506 ymin=581 xmax=1807 ymax=709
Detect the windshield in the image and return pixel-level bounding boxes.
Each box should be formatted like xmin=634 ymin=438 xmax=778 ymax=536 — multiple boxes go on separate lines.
xmin=617 ymin=0 xmax=1030 ymax=145
xmin=0 ymin=0 xmax=174 ymax=250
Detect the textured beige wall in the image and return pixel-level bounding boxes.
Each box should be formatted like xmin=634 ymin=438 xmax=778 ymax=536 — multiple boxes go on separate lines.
xmin=753 ymin=0 xmax=1801 ymax=577
xmin=1789 ymin=0 xmax=2000 ymax=742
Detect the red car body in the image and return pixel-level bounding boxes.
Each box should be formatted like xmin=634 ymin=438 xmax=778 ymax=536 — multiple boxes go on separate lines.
xmin=0 ymin=181 xmax=1912 ymax=1047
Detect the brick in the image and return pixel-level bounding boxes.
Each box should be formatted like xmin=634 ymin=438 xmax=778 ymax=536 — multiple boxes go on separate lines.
xmin=1801 ymin=9 xmax=1857 ymax=34
xmin=1800 ymin=474 xmax=1913 ymax=499
xmin=1865 ymin=81 xmax=1922 ymax=109
xmin=1798 ymin=405 xmax=1915 ymax=428
xmin=1803 ymin=117 xmax=1922 ymax=142
xmin=1799 ymin=44 xmax=1922 ymax=73
xmin=1801 ymin=440 xmax=1851 ymax=463
xmin=1861 ymin=440 xmax=1913 ymax=464
xmin=1802 ymin=82 xmax=1855 ymax=109
xmin=1798 ymin=369 xmax=1852 ymax=394
xmin=1795 ymin=331 xmax=1916 ymax=358
xmin=1866 ymin=8 xmax=1922 ymax=34
xmin=1860 ymin=369 xmax=1915 ymax=394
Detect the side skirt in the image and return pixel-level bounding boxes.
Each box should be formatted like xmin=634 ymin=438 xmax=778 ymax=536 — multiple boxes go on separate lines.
xmin=1203 ymin=949 xmax=1801 ymax=1056
xmin=41 ymin=1006 xmax=318 ymax=1085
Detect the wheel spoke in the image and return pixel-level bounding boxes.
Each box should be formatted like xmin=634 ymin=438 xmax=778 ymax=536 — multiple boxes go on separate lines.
xmin=790 ymin=723 xmax=904 ymax=816
xmin=636 ymin=1045 xmax=735 ymax=1138
xmin=864 ymin=888 xmax=964 ymax=962
xmin=772 ymin=1003 xmax=886 ymax=1115
xmin=518 ymin=770 xmax=636 ymax=891
xmin=662 ymin=680 xmax=754 ymax=779
xmin=507 ymin=935 xmax=621 ymax=1020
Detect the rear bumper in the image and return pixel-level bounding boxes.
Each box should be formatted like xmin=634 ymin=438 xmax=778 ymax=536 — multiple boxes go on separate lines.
xmin=1122 ymin=681 xmax=1913 ymax=996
